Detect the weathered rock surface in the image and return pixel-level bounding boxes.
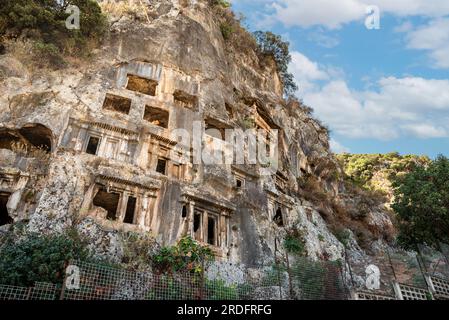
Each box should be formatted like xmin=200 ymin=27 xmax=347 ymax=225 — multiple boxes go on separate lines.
xmin=0 ymin=0 xmax=395 ymax=281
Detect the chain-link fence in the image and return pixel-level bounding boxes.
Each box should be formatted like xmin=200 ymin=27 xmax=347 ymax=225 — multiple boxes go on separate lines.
xmin=418 ymin=244 xmax=449 ymax=279
xmin=345 ymin=248 xmax=396 ymax=297
xmin=3 ymin=244 xmax=449 ymax=300
xmin=59 ymin=259 xmax=348 ymax=300
xmin=0 ymin=282 xmax=58 ymax=300
xmin=0 ymin=257 xmax=349 ymax=300
xmin=346 ymin=243 xmax=449 ymax=300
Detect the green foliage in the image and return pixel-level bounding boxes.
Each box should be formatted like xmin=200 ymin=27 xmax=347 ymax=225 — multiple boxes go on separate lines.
xmin=283 ymin=224 xmax=307 ymax=256
xmin=0 ymin=0 xmax=107 ymax=66
xmin=152 ymin=236 xmax=214 ymax=274
xmin=205 ymin=279 xmax=239 ymax=299
xmin=208 ymin=0 xmax=231 ymax=8
xmin=33 ymin=41 xmax=66 ymax=68
xmin=334 ymin=229 xmax=351 ymax=248
xmin=145 ymin=276 xmax=189 ymax=300
xmin=392 ymin=155 xmax=449 ymax=250
xmin=120 ymin=231 xmax=156 ymax=271
xmin=0 ymin=230 xmax=91 ymax=286
xmin=220 ymin=22 xmax=234 ymax=40
xmin=337 ymin=153 xmax=430 ymax=192
xmin=253 ymin=31 xmax=298 ymax=96
xmin=283 ymin=234 xmax=307 ymax=256
xmin=291 ymin=258 xmax=326 ymax=299
xmin=261 ymin=263 xmax=287 ymax=285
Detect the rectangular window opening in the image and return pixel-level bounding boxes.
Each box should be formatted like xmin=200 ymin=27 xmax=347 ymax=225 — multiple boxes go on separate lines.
xmin=236 ymin=178 xmax=243 ymax=189
xmin=0 ymin=192 xmax=12 ymax=226
xmin=144 ymin=106 xmax=169 ymax=128
xmin=93 ymin=187 xmax=120 ymax=221
xmin=126 ymin=74 xmax=158 ymax=96
xmin=193 ymin=211 xmax=201 ymax=241
xmin=173 ymin=90 xmax=198 ymax=109
xmin=207 ymin=216 xmax=217 ymax=246
xmin=156 ymin=158 xmax=167 ymax=175
xmin=86 ymin=136 xmax=100 ymax=155
xmin=273 ymin=207 xmax=284 ymax=227
xmin=123 ymin=196 xmax=137 ymax=224
xmin=102 ymin=94 xmax=132 ymax=114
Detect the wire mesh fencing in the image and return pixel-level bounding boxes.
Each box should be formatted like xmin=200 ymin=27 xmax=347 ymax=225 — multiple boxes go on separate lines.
xmin=345 ymin=244 xmax=449 ymax=300
xmin=344 ymin=248 xmax=396 ymax=297
xmin=418 ymin=244 xmax=449 ymax=279
xmin=5 ymin=244 xmax=449 ymax=300
xmin=59 ymin=259 xmax=348 ymax=300
xmin=388 ymin=248 xmax=427 ymax=288
xmin=289 ymin=258 xmax=348 ymax=300
xmin=62 ymin=260 xmax=254 ymax=300
xmin=0 ymin=282 xmax=58 ymax=300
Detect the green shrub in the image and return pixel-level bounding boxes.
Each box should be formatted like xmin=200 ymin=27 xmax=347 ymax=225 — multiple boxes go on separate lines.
xmin=0 ymin=0 xmax=107 ymax=66
xmin=119 ymin=231 xmax=156 ymax=271
xmin=0 ymin=230 xmax=91 ymax=286
xmin=152 ymin=236 xmax=214 ymax=274
xmin=208 ymin=0 xmax=231 ymax=8
xmin=292 ymin=258 xmax=326 ymax=299
xmin=33 ymin=41 xmax=66 ymax=68
xmin=254 ymin=31 xmax=298 ymax=96
xmin=220 ymin=22 xmax=234 ymax=40
xmin=334 ymin=229 xmax=351 ymax=248
xmin=336 ymin=153 xmax=430 ymax=192
xmin=205 ymin=279 xmax=238 ymax=299
xmin=283 ymin=227 xmax=307 ymax=256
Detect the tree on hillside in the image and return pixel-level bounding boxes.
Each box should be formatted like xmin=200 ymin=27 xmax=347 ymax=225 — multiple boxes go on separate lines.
xmin=0 ymin=0 xmax=107 ymax=66
xmin=392 ymin=155 xmax=449 ymax=250
xmin=254 ymin=31 xmax=298 ymax=97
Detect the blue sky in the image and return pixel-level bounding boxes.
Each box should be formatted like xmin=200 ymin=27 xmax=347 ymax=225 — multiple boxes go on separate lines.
xmin=232 ymin=0 xmax=449 ymax=158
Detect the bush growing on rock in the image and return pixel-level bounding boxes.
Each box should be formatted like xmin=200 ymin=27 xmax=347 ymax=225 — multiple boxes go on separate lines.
xmin=0 ymin=229 xmax=91 ymax=286
xmin=0 ymin=0 xmax=107 ymax=67
xmin=283 ymin=226 xmax=307 ymax=256
xmin=151 ymin=236 xmax=214 ymax=274
xmin=254 ymin=31 xmax=298 ymax=97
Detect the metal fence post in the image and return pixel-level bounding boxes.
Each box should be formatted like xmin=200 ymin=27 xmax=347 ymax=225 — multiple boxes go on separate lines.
xmin=274 ymin=237 xmax=283 ymax=300
xmin=392 ymin=281 xmax=404 ymax=300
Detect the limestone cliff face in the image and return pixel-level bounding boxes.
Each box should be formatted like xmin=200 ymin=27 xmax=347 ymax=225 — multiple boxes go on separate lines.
xmin=0 ymin=0 xmax=393 ymax=269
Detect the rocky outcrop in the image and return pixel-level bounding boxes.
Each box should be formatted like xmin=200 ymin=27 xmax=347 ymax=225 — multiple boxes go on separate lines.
xmin=0 ymin=0 xmax=396 ymax=276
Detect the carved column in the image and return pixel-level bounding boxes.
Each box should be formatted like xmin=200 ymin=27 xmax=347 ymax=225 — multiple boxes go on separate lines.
xmin=202 ymin=210 xmax=208 ymax=243
xmin=117 ymin=192 xmax=129 ymax=222
xmin=187 ymin=200 xmax=195 ymax=238
xmin=220 ymin=211 xmax=227 ymax=249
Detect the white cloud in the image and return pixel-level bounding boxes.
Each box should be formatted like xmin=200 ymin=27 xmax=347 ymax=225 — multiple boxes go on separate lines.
xmin=401 ymin=123 xmax=448 ymax=138
xmin=260 ymin=0 xmax=449 ymax=29
xmin=290 ymin=53 xmax=449 ymax=141
xmin=372 ymin=0 xmax=449 ymax=17
xmin=307 ymin=31 xmax=340 ymax=48
xmin=289 ymin=51 xmax=329 ymax=92
xmin=405 ymin=18 xmax=449 ymax=69
xmin=393 ymin=21 xmax=413 ymax=33
xmin=271 ymin=0 xmax=365 ymax=29
xmin=330 ymin=138 xmax=350 ymax=153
